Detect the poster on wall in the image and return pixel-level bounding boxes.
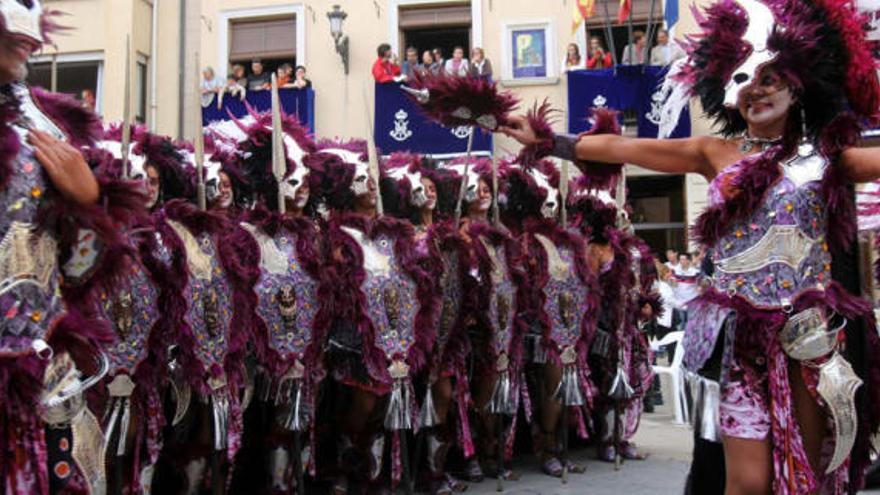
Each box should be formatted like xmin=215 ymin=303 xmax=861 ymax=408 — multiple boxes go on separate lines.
xmin=511 ymin=28 xmax=548 ymax=79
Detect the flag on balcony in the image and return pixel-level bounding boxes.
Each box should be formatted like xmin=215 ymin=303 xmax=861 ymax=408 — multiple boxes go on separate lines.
xmin=618 ymin=0 xmax=632 ymax=24
xmin=663 ymin=0 xmax=679 ymax=34
xmin=572 ymin=0 xmax=596 ymax=33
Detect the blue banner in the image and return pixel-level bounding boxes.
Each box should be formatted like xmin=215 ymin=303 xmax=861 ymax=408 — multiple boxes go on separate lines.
xmin=201 ymin=88 xmax=315 ymax=134
xmin=567 ymin=65 xmax=690 ymax=139
xmin=374 ymin=82 xmax=493 ymax=158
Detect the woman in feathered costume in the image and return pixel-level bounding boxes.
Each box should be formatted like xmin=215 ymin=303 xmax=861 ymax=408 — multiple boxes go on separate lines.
xmin=0 ymin=2 xmax=146 ymax=492
xmin=441 ymin=157 xmax=526 ymax=482
xmin=139 ymin=131 xmax=258 ymax=495
xmin=63 ymin=125 xmax=190 ymax=494
xmin=498 ymin=158 xmax=599 ymax=478
xmin=502 ymin=0 xmax=880 ymax=492
xmin=308 ymin=140 xmax=437 ymax=493
xmin=566 ymin=183 xmax=658 ymax=465
xmin=222 ymin=111 xmax=324 ymax=495
xmin=380 ymin=153 xmax=472 ymax=494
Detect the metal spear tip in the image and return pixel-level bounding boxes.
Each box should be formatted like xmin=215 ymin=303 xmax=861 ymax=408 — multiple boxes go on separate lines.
xmin=400 ymin=85 xmax=430 ymax=104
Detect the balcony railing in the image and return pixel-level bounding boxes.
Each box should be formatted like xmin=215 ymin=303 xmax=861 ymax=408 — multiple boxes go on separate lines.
xmin=201 ymin=87 xmax=315 ymax=134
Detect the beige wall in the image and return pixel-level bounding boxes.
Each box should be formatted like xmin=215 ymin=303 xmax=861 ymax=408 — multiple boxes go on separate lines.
xmin=41 ymin=0 xmax=716 ymax=229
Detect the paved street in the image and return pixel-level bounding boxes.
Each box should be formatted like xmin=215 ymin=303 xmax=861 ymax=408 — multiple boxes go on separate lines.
xmin=468 ymin=375 xmax=694 ymax=495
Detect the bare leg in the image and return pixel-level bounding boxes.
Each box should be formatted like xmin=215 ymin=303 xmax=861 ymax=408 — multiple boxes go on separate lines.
xmin=789 ymin=360 xmax=827 ymax=475
xmin=722 ymin=435 xmax=772 ymax=495
xmin=432 ymin=378 xmax=454 ymax=425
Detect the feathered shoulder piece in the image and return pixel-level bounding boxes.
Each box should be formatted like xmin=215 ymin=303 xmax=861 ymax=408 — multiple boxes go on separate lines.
xmin=406 ymin=72 xmax=518 ymax=131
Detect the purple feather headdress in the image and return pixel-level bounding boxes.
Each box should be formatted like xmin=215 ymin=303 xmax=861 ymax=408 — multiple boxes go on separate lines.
xmin=380 ymin=152 xmax=427 ymax=216
xmin=406 ymin=72 xmax=519 ymax=131
xmin=661 ymin=0 xmax=879 ymax=138
xmin=305 ymin=138 xmax=370 ymax=212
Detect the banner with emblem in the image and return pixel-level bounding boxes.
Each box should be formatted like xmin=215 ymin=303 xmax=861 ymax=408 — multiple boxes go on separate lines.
xmin=374 ymin=82 xmax=494 ymax=158
xmin=567 ymin=65 xmax=690 ymax=138
xmin=201 ymin=87 xmax=315 ymax=134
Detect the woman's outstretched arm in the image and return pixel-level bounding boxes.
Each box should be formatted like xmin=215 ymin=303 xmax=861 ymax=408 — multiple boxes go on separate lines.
xmin=500 ymin=115 xmax=721 ymax=181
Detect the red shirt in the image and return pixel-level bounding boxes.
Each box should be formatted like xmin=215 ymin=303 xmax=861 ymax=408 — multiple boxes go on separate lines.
xmin=372 ymin=58 xmax=401 ymax=83
xmin=587 ymin=52 xmax=613 ymax=69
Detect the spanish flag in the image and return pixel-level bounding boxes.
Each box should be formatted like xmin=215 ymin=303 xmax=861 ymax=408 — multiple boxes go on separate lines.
xmin=618 ymin=0 xmax=632 ymax=23
xmin=572 ymin=0 xmax=595 ymax=34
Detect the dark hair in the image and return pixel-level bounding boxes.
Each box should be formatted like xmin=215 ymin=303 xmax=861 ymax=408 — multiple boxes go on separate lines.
xmin=633 ymin=30 xmax=645 ymax=41
xmin=679 ymin=252 xmax=692 ymax=260
xmin=280 ymin=63 xmax=293 ymax=72
xmin=567 ymin=43 xmax=581 ymax=64
xmin=406 ymin=46 xmax=418 ymax=55
xmin=433 ymin=47 xmax=443 ymax=56
xmin=377 ymin=43 xmax=392 ymax=57
xmin=453 ymin=46 xmax=464 ymax=53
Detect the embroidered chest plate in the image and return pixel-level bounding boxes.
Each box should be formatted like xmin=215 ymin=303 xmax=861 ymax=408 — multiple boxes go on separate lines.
xmin=534 ymin=234 xmax=588 ymax=349
xmin=0 ymin=136 xmax=63 ymax=356
xmin=342 ymin=226 xmax=419 ymax=361
xmin=482 ymin=239 xmax=517 ymax=358
xmin=713 ymin=152 xmax=831 ymax=308
xmin=98 ymin=260 xmax=160 ymax=374
xmin=244 ymin=223 xmax=318 ymax=361
xmin=168 ymin=220 xmax=233 ymax=370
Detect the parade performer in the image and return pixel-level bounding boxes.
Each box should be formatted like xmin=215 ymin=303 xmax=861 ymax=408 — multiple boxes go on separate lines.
xmin=67 ymin=126 xmax=188 ymax=494
xmin=308 ymin=140 xmax=437 ymax=493
xmin=501 ymin=0 xmax=880 ymax=491
xmin=0 ymin=2 xmax=147 ymax=492
xmin=568 ymin=185 xmax=656 ymax=465
xmin=444 ymin=158 xmax=526 ymax=482
xmin=498 ymin=157 xmax=598 ymax=478
xmin=228 ymin=108 xmax=324 ymax=495
xmin=380 ymin=153 xmax=471 ymax=494
xmin=141 ymin=131 xmax=258 ymax=495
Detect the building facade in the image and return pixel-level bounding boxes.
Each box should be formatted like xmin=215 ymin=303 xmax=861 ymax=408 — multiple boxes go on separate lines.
xmin=39 ymin=0 xmax=714 ymax=253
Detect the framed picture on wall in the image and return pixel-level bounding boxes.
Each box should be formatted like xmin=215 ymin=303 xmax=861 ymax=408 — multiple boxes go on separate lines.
xmin=502 ymin=20 xmax=557 ymax=83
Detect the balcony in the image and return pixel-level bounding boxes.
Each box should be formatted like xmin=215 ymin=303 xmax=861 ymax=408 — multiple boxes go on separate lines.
xmin=201 ymin=87 xmax=315 ymax=134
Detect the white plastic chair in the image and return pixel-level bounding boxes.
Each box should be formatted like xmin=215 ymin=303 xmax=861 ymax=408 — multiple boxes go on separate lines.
xmin=651 ymin=331 xmax=689 ymax=425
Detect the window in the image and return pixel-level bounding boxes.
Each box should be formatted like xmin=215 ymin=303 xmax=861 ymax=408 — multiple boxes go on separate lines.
xmin=399 ymin=3 xmax=472 ymax=62
xmin=229 ymin=16 xmax=296 ymax=62
xmin=28 ymin=59 xmax=103 ymax=113
xmin=136 ymin=60 xmax=147 ymax=124
xmin=628 ymin=174 xmax=686 ymax=254
xmin=582 ymin=0 xmax=664 ymax=63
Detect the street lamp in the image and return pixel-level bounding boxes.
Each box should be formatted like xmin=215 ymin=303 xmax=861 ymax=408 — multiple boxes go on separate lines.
xmin=327 ymin=5 xmax=349 ymax=74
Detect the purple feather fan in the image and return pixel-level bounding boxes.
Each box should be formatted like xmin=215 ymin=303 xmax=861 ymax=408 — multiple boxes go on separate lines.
xmin=406 ymin=72 xmax=519 ymax=131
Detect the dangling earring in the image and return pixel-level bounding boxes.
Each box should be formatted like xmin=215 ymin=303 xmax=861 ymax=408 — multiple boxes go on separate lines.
xmin=798 ymin=106 xmax=813 ymax=157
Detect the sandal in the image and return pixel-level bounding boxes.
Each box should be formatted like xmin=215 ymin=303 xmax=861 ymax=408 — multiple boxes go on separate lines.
xmin=620 ymin=442 xmax=648 ymax=460
xmin=540 ymin=456 xmax=564 ymax=478
xmin=483 ymin=460 xmax=520 ymax=481
xmin=459 ymin=458 xmax=484 ymax=483
xmin=564 ymin=459 xmax=586 ymax=474
xmin=431 ymin=478 xmax=454 ymax=495
xmin=444 ymin=474 xmax=468 ymax=492
xmin=331 ymin=475 xmax=348 ymax=495
xmin=597 ymin=444 xmax=616 ymax=463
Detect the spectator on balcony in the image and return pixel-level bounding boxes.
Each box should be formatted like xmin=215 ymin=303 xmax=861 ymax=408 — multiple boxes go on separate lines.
xmin=649 ymin=29 xmax=685 ymax=66
xmin=444 ymin=46 xmax=469 ymax=77
xmin=292 ymin=65 xmax=312 ymax=90
xmin=419 ymin=50 xmax=437 ymax=75
xmin=247 ymin=59 xmax=271 ymax=91
xmin=80 ymin=89 xmax=96 ymax=111
xmin=276 ymin=63 xmax=295 ymax=87
xmin=401 ymin=46 xmax=420 ymax=79
xmin=561 ymin=43 xmax=583 ymax=73
xmin=468 ymin=47 xmax=493 ymax=79
xmin=225 ymin=73 xmax=246 ymax=101
xmin=372 ymin=43 xmax=404 ymax=83
xmin=232 ymin=64 xmax=248 ymax=87
xmin=432 ymin=47 xmax=445 ymax=72
xmin=586 ymin=36 xmax=613 ymax=69
xmin=200 ymin=66 xmax=225 ymax=107
xmin=621 ymin=30 xmax=647 ymax=65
